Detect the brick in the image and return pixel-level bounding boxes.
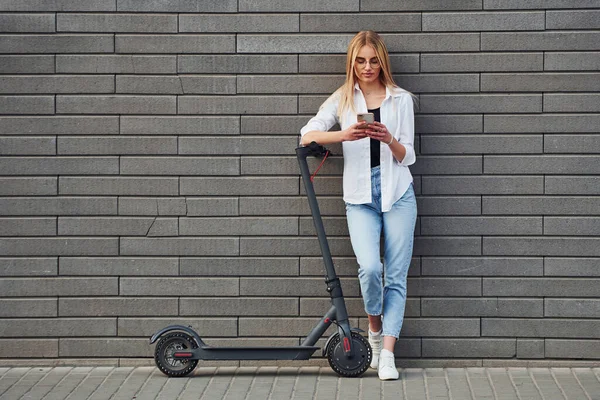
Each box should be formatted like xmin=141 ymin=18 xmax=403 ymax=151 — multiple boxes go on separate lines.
xmin=485 ymin=114 xmax=600 ymax=133
xmin=422 ymin=257 xmax=543 ymax=276
xmin=186 ymin=198 xmax=238 ymax=216
xmin=0 ymin=258 xmax=57 ymax=276
xmin=423 ymin=11 xmax=543 ymax=31
xmin=410 ymin=156 xmax=482 ymax=175
xmin=1 ymin=74 xmax=115 ymax=94
xmin=243 ymin=156 xmax=341 ymax=176
xmin=0 ymin=318 xmax=115 ymax=337
xmin=420 ymin=95 xmax=541 ymax=114
xmin=0 ymin=277 xmax=117 ymax=296
xmin=0 ymin=96 xmax=53 ymax=114
xmin=59 ymin=298 xmax=178 ymax=317
xmin=0 ymin=218 xmax=56 ymax=236
xmin=239 ymin=317 xmax=355 ymax=336
xmin=181 ymin=14 xmax=298 ymax=33
xmin=549 ymin=10 xmax=600 ymax=29
xmin=416 ymin=115 xmax=482 ymax=134
xmin=299 ymin=54 xmax=419 ymax=73
xmin=180 ymin=257 xmax=299 ymax=276
xmin=0 ymin=0 xmax=116 ymax=11
xmin=241 ymin=277 xmax=359 ymax=297
xmin=395 ymin=74 xmax=480 ymax=93
xmin=179 ymin=55 xmax=297 ymax=74
xmin=0 ymin=178 xmax=56 ymax=196
xmin=545 ymin=52 xmax=600 ymax=71
xmin=301 ymin=13 xmax=420 ymax=32
xmin=417 ymin=196 xmax=481 ymax=216
xmin=180 ymin=217 xmax=298 ymax=236
xmin=544 ymin=94 xmax=600 ymax=113
xmin=0 ymin=156 xmax=118 ymax=175
xmin=0 ymin=13 xmax=55 ymax=32
xmin=299 ymin=217 xmax=350 ymax=236
xmin=545 ymin=258 xmax=600 ymax=277
xmin=517 ymin=339 xmax=544 ymax=359
xmin=178 ymin=96 xmax=297 ymax=115
xmin=59 ymin=177 xmax=178 ymax=196
xmin=545 ymin=217 xmax=600 ymax=236
xmin=0 ymin=55 xmax=54 ymax=73
xmin=0 ymin=339 xmax=58 ymax=358
xmin=120 ymin=157 xmax=239 ymax=176
xmin=57 ymin=55 xmax=176 ymax=74
xmin=56 ymin=95 xmax=176 ymax=114
xmin=59 ymin=338 xmax=149 ymax=357
xmin=0 ymin=238 xmax=118 ymax=256
xmin=0 ymin=299 xmax=56 ymax=317
xmin=120 ymin=277 xmax=239 ymax=296
xmin=483 ymin=319 xmax=600 ymax=339
xmin=484 ymin=0 xmax=600 ymax=8
xmin=421 ymin=52 xmax=543 ymax=72
xmin=0 ymin=137 xmax=56 ymax=155
xmin=239 ymin=0 xmax=358 ymax=12
xmin=242 ymin=116 xmax=316 ymax=134
xmin=422 ymin=298 xmax=542 ymax=317
xmin=485 ymin=155 xmax=600 ymax=175
xmin=385 ymin=34 xmax=481 ymax=52
xmin=181 ymin=177 xmax=299 ymax=196
xmin=117 ymin=75 xmax=235 ymax=95
xmin=545 ymin=339 xmax=600 ymax=359
xmin=118 ymin=197 xmax=187 ymax=216
xmin=482 ymin=73 xmax=600 ymax=92
xmin=483 ymin=278 xmax=600 ymax=297
xmin=240 ymin=196 xmax=345 ymax=216
xmin=238 ymin=75 xmax=344 ymax=94
xmin=481 ymin=32 xmax=600 ymax=51
xmin=120 ymin=238 xmax=239 ymax=256
xmin=422 ymin=339 xmax=516 ymax=358
xmin=180 ymin=298 xmax=298 ymax=316
xmin=399 ymin=318 xmax=480 ymax=337
xmin=545 ymin=299 xmax=600 ymax=318
xmin=421 ymin=216 xmax=542 ymax=235
xmin=115 ymin=35 xmax=235 ymax=54
xmin=0 ymin=34 xmax=113 ymax=53
xmin=147 ymin=218 xmax=178 ymax=237
xmin=117 ymin=0 xmax=237 ymax=12
xmin=59 ymin=257 xmax=178 ymax=276
xmin=0 ymin=116 xmax=118 ymax=135
xmin=298 ymin=95 xmax=329 ymax=113
xmin=483 ymin=196 xmax=600 ymax=215
xmin=546 ymin=177 xmax=600 ymax=195
xmin=422 ymin=135 xmax=542 ymax=155
xmin=300 ymin=297 xmax=420 ymax=317
xmin=237 ymin=34 xmax=356 ymax=53
xmin=241 ymin=237 xmax=352 ymax=257
xmin=0 ymin=197 xmax=116 ymax=216
xmin=413 ymin=237 xmax=481 ymax=257
xmin=118 ymin=317 xmax=237 ymax=336
xmin=179 ymin=136 xmax=299 ymax=156
xmin=361 ymin=0 xmax=482 ymax=11
xmin=300 ymin=256 xmax=421 ymax=277
xmin=407 ymin=277 xmax=481 ymax=297
xmin=485 ymin=237 xmax=600 ymax=257
xmin=58 ymin=217 xmax=154 ymax=236
xmin=58 ymin=136 xmax=177 ymax=155
xmin=121 ymin=116 xmax=239 ymax=135
xmin=57 ymin=13 xmax=177 ymax=32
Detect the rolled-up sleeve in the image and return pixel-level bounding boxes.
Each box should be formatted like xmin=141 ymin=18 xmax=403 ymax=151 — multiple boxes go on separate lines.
xmin=300 ymin=93 xmax=339 ymax=141
xmin=398 ymin=94 xmax=416 ymax=166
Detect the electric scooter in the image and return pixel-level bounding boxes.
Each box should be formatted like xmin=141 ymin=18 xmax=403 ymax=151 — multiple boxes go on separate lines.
xmin=150 ymin=142 xmax=372 ymax=377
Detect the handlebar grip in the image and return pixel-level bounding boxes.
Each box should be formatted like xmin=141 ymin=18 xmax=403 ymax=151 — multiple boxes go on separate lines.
xmin=307 ymin=141 xmax=330 ymax=157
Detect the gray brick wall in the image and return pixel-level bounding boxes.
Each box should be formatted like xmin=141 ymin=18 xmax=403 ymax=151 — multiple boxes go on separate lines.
xmin=0 ymin=2 xmax=598 ymax=367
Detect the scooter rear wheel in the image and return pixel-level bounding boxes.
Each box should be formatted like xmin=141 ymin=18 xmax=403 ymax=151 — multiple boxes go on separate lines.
xmin=154 ymin=332 xmax=199 ymax=377
xmin=326 ymin=331 xmax=372 ymax=377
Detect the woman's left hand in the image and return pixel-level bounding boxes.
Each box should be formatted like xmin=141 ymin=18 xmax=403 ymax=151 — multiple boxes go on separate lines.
xmin=366 ymin=121 xmax=393 ymax=144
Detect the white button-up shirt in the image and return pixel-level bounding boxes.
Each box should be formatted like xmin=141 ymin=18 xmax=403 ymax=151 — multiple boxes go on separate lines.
xmin=300 ymin=83 xmax=415 ymax=212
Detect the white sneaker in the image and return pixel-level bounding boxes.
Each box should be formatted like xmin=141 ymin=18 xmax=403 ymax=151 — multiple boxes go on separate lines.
xmin=378 ymin=349 xmax=399 ymax=380
xmin=368 ymin=329 xmax=382 ymax=369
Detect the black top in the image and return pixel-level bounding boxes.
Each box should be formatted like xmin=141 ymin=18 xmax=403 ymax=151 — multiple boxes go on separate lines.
xmin=369 ymin=107 xmax=381 ymax=168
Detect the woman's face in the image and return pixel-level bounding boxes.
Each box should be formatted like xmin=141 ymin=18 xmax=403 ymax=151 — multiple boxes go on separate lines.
xmin=353 ymin=45 xmax=381 ymax=84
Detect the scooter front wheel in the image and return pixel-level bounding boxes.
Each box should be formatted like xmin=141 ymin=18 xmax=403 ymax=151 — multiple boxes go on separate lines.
xmin=326 ymin=331 xmax=371 ymax=377
xmin=154 ymin=332 xmax=199 ymax=377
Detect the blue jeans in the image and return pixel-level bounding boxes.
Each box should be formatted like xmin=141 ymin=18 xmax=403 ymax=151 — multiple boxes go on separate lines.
xmin=345 ymin=166 xmax=417 ymax=339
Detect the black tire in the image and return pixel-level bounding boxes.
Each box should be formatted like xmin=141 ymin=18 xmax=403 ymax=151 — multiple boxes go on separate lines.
xmin=154 ymin=332 xmax=199 ymax=377
xmin=326 ymin=331 xmax=372 ymax=377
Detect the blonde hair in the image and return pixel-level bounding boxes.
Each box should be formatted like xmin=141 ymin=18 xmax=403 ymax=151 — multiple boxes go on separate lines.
xmin=335 ymin=31 xmax=417 ymax=120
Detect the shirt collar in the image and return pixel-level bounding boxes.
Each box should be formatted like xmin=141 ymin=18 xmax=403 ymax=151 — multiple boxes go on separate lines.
xmin=354 ymin=82 xmax=401 ymax=99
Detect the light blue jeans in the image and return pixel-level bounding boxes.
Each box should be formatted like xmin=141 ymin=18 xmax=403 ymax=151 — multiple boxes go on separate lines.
xmin=345 ymin=166 xmax=417 ymax=339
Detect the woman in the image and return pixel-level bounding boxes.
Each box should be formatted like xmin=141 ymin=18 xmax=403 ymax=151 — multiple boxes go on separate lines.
xmin=300 ymin=31 xmax=417 ymax=380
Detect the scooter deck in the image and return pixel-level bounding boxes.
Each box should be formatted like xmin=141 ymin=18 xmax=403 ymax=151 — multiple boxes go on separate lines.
xmin=174 ymin=346 xmax=320 ymax=361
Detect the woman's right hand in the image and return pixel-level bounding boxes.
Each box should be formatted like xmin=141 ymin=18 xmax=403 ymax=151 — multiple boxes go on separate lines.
xmin=341 ymin=122 xmax=368 ymax=142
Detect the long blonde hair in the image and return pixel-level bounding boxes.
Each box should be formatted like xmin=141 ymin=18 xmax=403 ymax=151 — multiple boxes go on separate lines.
xmin=335 ymin=31 xmax=417 ymax=120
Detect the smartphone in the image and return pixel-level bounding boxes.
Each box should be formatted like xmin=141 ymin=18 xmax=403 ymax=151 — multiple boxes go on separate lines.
xmin=357 ymin=113 xmax=374 ymax=124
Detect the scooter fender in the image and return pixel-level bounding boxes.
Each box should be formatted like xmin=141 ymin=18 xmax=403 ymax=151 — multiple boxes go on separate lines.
xmin=321 ymin=328 xmax=365 ymax=357
xmin=149 ymin=325 xmax=206 ymax=347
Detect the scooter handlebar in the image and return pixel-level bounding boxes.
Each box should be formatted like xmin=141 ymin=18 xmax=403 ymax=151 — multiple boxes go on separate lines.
xmin=296 ymin=141 xmax=331 ymax=159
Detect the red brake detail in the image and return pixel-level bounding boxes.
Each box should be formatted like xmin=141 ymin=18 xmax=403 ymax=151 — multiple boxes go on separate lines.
xmin=324 ymin=318 xmax=330 ymax=323
xmin=310 ymin=150 xmax=330 ymax=182
xmin=174 ymin=352 xmax=193 ymax=358
xmin=343 ymin=337 xmax=351 ymax=352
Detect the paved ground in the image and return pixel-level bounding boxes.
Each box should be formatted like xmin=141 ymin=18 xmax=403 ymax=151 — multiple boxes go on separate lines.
xmin=0 ymin=366 xmax=599 ymax=400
